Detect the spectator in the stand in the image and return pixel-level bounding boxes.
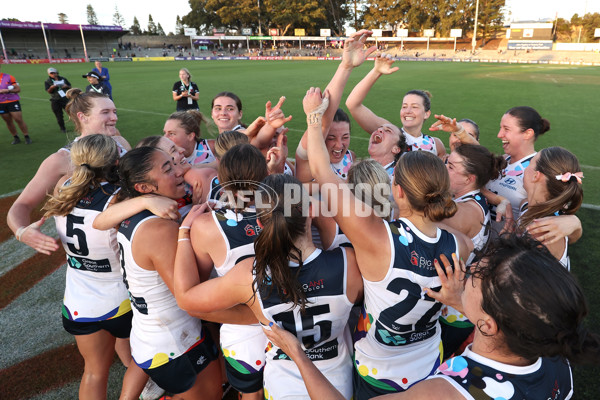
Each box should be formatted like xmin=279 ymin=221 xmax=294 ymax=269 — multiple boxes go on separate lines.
xmin=0 ymin=64 xmax=31 ymax=144
xmin=44 ymin=67 xmax=71 ymax=133
xmin=92 ymin=61 xmax=112 ymax=97
xmin=82 ymin=71 xmax=111 ymax=100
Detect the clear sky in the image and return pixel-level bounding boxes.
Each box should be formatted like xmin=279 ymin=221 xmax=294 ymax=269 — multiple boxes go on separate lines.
xmin=505 ymin=0 xmax=600 ymax=22
xmin=2 ymin=0 xmax=192 ymax=34
xmin=2 ymin=0 xmax=600 ymax=34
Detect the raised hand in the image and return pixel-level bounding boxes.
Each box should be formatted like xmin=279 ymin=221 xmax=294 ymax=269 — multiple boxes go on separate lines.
xmin=303 ymin=87 xmax=329 ymax=117
xmin=429 ymin=114 xmax=461 ymax=133
xmin=373 ymin=53 xmax=399 ymax=75
xmin=265 ymin=96 xmax=293 ymax=130
xmin=341 ymin=29 xmax=377 ymax=69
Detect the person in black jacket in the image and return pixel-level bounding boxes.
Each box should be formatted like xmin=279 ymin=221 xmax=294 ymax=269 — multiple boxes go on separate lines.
xmin=45 ymin=67 xmax=71 ymax=133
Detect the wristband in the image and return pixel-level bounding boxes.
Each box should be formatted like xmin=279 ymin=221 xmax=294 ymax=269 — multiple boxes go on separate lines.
xmin=15 ymin=225 xmax=31 ymax=241
xmin=307 ymin=113 xmax=322 ymax=126
xmin=179 ymin=226 xmax=191 ymax=230
xmin=178 ymin=238 xmax=190 ymax=242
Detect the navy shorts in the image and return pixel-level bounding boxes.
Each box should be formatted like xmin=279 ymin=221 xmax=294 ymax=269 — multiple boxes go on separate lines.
xmin=353 ymin=365 xmax=402 ymax=400
xmin=62 ymin=310 xmax=132 ymax=338
xmin=144 ymin=330 xmax=219 ymax=394
xmin=0 ymin=101 xmax=21 ymax=114
xmin=225 ymin=358 xmax=264 ymax=393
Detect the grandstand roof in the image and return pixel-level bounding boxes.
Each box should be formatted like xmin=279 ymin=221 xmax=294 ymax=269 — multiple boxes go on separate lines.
xmin=0 ymin=20 xmax=123 ymax=32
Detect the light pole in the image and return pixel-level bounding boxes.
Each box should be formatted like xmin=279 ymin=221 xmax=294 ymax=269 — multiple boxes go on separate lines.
xmin=257 ymin=0 xmax=263 ymax=50
xmin=471 ymin=0 xmax=480 ymax=54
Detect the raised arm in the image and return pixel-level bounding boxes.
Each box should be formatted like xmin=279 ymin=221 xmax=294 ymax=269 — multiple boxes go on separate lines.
xmin=345 ymin=53 xmax=399 ymax=134
xmin=304 ymin=87 xmax=390 ymax=281
xmin=296 ymin=30 xmax=376 ymax=183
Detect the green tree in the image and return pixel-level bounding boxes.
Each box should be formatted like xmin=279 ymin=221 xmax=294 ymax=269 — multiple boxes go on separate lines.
xmin=581 ymin=12 xmax=600 ymax=42
xmin=113 ymin=6 xmax=125 ymax=27
xmin=324 ymin=0 xmax=353 ymax=36
xmin=554 ymin=17 xmax=573 ymax=42
xmin=157 ymin=23 xmax=166 ymax=36
xmin=86 ymin=4 xmax=98 ymax=25
xmin=362 ymin=0 xmax=411 ymax=32
xmin=183 ymin=0 xmax=226 ymax=34
xmin=176 ymin=15 xmax=185 ymax=35
xmin=148 ymin=14 xmax=158 ymax=35
xmin=58 ymin=13 xmax=68 ymax=24
xmin=130 ymin=16 xmax=142 ymax=35
xmin=476 ymin=0 xmax=505 ymax=45
xmin=263 ymin=0 xmax=327 ymax=36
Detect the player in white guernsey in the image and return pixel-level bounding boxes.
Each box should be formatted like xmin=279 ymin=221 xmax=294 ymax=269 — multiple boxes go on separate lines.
xmin=485 ymin=106 xmax=551 ymax=233
xmin=174 ymin=174 xmax=363 ymax=400
xmin=437 ymin=144 xmax=507 ymax=357
xmin=42 ymin=135 xmax=140 ymax=399
xmin=163 ymin=110 xmax=217 ymax=166
xmin=305 ymin=87 xmax=471 ymax=399
xmin=115 ymin=147 xmax=222 ymax=399
xmin=519 ymin=147 xmax=584 ymax=270
xmin=262 ymin=235 xmax=598 ymax=400
xmin=8 ymin=89 xmax=131 ymax=255
xmin=345 ymin=48 xmax=445 ymax=159
xmin=174 ymin=144 xmax=270 ymax=400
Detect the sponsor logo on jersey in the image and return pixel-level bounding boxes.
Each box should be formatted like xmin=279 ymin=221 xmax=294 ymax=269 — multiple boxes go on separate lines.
xmin=302 ymin=279 xmax=325 ymax=292
xmin=244 ymin=223 xmax=261 ymax=237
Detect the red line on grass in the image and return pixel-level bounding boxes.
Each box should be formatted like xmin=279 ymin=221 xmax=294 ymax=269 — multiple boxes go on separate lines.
xmin=0 ymin=194 xmax=46 ymax=242
xmin=0 ymin=247 xmax=66 ymax=310
xmin=0 ymin=343 xmax=84 ymax=398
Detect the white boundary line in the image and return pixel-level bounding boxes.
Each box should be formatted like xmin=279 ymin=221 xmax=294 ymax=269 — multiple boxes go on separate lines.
xmin=581 ymin=164 xmax=600 ymax=170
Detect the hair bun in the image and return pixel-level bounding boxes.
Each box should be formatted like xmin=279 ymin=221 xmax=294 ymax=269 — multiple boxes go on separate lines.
xmin=540 ymin=118 xmax=551 ymax=134
xmin=424 ymin=191 xmax=443 ymax=203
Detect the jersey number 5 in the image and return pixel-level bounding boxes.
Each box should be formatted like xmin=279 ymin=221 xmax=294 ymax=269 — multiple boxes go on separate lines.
xmin=66 ymin=215 xmax=89 ymax=256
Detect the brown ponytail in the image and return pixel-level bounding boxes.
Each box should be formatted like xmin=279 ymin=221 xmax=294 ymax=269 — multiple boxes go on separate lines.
xmin=394 ymin=151 xmax=457 ymax=222
xmin=518 ymin=147 xmax=583 ymax=230
xmin=253 ymin=174 xmax=310 ymax=312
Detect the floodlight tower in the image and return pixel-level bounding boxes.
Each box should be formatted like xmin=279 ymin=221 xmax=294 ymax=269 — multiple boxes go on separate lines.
xmin=471 ymin=0 xmax=480 ymax=54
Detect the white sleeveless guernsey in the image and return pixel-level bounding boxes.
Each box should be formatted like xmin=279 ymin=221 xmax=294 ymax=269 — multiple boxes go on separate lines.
xmin=117 ymin=210 xmax=204 ymax=369
xmin=55 ymin=182 xmax=130 ymax=322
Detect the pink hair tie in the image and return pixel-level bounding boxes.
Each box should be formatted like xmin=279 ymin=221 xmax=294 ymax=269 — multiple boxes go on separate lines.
xmin=555 ymin=172 xmax=584 ymax=184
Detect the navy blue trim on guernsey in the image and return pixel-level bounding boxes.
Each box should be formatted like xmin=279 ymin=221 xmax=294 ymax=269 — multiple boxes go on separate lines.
xmin=76 ymin=183 xmax=119 ymax=212
xmin=117 ymin=209 xmax=156 ymax=315
xmin=208 ymin=176 xmax=222 ymax=201
xmin=435 ymin=350 xmax=573 ymax=400
xmin=213 ymin=207 xmax=260 ymax=249
xmin=259 ymin=247 xmax=346 ymax=309
xmin=118 ymin=209 xmax=154 ymax=242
